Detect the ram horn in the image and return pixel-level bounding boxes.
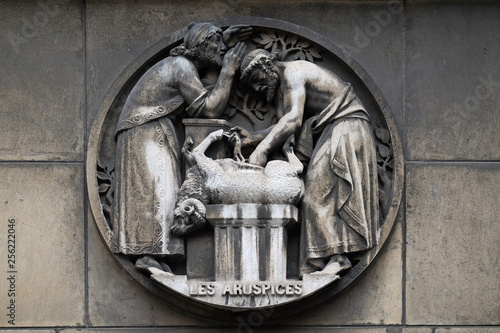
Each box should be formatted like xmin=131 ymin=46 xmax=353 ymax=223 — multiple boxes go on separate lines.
xmin=182 ymin=198 xmax=206 ymax=217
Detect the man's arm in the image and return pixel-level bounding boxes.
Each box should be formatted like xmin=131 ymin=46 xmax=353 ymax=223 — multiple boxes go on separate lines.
xmin=177 ymin=43 xmax=246 ymax=119
xmin=248 ymin=80 xmax=306 ymax=166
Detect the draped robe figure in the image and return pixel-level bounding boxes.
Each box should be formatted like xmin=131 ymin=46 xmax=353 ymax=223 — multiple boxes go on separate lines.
xmin=113 ymin=56 xmax=209 ymax=258
xmin=111 ymin=23 xmax=247 ymax=261
xmin=295 ymin=84 xmax=380 ymax=275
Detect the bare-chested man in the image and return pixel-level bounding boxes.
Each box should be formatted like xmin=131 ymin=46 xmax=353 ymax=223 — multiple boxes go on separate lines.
xmin=239 ymin=49 xmax=379 ymax=276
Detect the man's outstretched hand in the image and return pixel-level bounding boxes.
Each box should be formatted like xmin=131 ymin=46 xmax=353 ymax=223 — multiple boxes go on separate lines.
xmin=223 ymin=25 xmax=253 ymax=48
xmin=223 ymin=42 xmax=247 ymax=74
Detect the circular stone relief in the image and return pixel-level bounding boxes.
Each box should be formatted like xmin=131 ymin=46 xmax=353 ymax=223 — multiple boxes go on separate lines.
xmin=87 ymin=18 xmax=403 ymax=323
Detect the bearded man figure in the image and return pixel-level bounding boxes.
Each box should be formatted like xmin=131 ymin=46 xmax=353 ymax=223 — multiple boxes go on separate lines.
xmin=240 ymin=49 xmax=380 ymax=276
xmin=113 ymin=23 xmax=249 ymax=274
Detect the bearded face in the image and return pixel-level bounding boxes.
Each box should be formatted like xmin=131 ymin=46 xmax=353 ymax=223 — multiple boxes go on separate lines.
xmin=248 ymin=66 xmax=280 ymax=103
xmin=264 ymin=69 xmax=279 ymax=103
xmin=197 ymin=30 xmax=226 ymax=67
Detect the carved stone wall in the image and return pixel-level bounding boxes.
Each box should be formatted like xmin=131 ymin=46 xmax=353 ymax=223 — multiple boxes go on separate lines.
xmin=0 ymin=0 xmax=499 ymax=332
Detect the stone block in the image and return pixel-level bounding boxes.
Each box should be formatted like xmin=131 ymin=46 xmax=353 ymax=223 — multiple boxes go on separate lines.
xmin=87 ymin=207 xmax=210 ymax=326
xmin=403 ymin=329 xmax=433 ymax=333
xmin=61 ymin=328 xmax=390 ymax=333
xmin=405 ymin=1 xmax=500 ymax=160
xmin=186 ymin=230 xmax=215 ymax=280
xmin=0 ymin=0 xmax=84 ymax=161
xmin=406 ymin=163 xmax=500 ymax=325
xmin=0 ymin=164 xmax=85 ymax=327
xmin=283 ymin=212 xmax=403 ymax=325
xmin=0 ymin=331 xmax=54 ymax=333
xmin=436 ymin=329 xmax=500 ymax=333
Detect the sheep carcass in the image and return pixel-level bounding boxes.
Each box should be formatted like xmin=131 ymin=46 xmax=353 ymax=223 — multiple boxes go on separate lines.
xmin=171 ymin=129 xmax=304 ymax=236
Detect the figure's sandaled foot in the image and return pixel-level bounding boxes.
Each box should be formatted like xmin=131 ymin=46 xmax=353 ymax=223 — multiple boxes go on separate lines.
xmin=311 ymin=255 xmax=352 ymax=276
xmin=135 ymin=255 xmax=161 ymax=272
xmin=135 ymin=256 xmax=163 ymax=274
xmin=135 ymin=255 xmax=173 ymax=276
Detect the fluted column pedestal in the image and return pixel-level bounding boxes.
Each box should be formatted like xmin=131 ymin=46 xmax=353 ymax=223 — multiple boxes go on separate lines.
xmin=206 ymin=204 xmax=298 ymax=282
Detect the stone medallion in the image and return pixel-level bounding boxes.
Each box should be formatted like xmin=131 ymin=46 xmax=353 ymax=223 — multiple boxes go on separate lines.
xmin=87 ymin=17 xmax=403 ymax=322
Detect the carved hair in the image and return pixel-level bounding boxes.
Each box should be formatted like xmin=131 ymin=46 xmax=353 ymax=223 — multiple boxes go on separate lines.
xmin=184 ymin=22 xmax=219 ymax=49
xmin=240 ymin=49 xmax=282 ymax=84
xmin=169 ymin=44 xmax=201 ymax=59
xmin=169 ymin=22 xmax=221 ymax=60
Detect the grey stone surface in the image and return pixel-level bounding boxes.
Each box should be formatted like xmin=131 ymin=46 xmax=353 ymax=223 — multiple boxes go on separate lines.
xmin=87 ymin=0 xmax=403 ymax=134
xmin=87 ymin=208 xmax=210 ymax=326
xmin=405 ymin=1 xmax=500 ymax=160
xmin=402 ymin=329 xmax=432 ymax=333
xmin=61 ymin=328 xmax=390 ymax=333
xmin=0 ymin=164 xmax=85 ymax=327
xmin=0 ymin=331 xmax=55 ymax=333
xmin=284 ymin=212 xmax=403 ymax=325
xmin=0 ymin=0 xmax=84 ymax=161
xmin=2 ymin=0 xmax=498 ymax=329
xmin=435 ymin=326 xmax=500 ymax=333
xmin=406 ymin=163 xmax=500 ymax=325
xmin=436 ymin=329 xmax=500 ymax=333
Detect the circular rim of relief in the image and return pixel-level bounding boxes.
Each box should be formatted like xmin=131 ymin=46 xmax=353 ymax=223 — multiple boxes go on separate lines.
xmin=87 ymin=17 xmax=404 ymax=323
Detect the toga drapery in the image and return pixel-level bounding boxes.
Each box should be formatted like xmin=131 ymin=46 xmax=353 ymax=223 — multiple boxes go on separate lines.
xmin=112 ymin=56 xmax=208 ymax=258
xmin=297 ymin=83 xmax=380 ymax=275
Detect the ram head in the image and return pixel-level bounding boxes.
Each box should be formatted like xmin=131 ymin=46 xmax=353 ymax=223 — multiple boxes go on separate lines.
xmin=171 ymin=198 xmax=207 ymax=236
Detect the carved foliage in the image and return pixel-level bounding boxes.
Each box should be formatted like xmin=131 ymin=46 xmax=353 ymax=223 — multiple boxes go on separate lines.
xmin=374 ymin=125 xmax=393 ymax=218
xmin=225 ymin=86 xmax=272 ymax=124
xmin=253 ymin=31 xmax=322 ymax=62
xmin=97 ymin=157 xmax=115 ymax=228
